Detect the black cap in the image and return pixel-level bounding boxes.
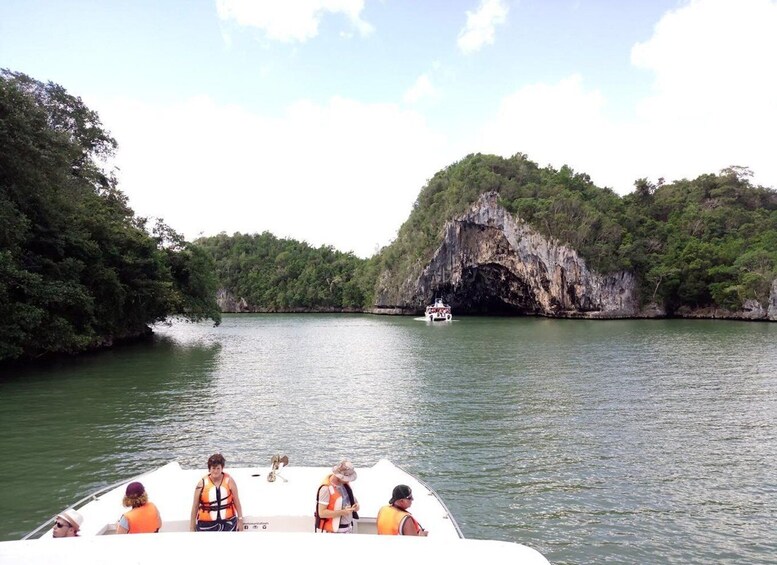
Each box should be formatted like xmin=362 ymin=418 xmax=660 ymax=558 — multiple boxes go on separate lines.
xmin=389 ymin=484 xmax=412 ymax=504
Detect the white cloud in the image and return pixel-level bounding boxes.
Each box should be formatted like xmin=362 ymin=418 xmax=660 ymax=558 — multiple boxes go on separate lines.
xmin=95 ymin=95 xmax=452 ymax=257
xmin=628 ymin=0 xmax=777 ymax=188
xmin=88 ymin=0 xmax=777 ymax=264
xmin=403 ymin=74 xmax=438 ymax=105
xmin=457 ymin=0 xmax=509 ymax=54
xmin=215 ymin=0 xmax=374 ymax=43
xmin=474 ymin=74 xmax=627 ymax=189
xmin=475 ymin=0 xmax=777 ymax=193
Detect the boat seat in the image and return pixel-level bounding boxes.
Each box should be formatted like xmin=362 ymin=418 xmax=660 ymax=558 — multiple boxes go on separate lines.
xmin=95 ymin=517 xmax=378 ymax=535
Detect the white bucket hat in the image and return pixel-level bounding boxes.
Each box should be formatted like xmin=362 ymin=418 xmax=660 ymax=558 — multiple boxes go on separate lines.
xmin=56 ymin=508 xmax=83 ymax=532
xmin=332 ymin=460 xmax=357 ymax=482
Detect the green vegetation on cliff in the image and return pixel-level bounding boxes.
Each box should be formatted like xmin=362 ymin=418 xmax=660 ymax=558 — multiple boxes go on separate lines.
xmin=378 ymin=153 xmax=777 ymax=313
xmin=0 ymin=71 xmax=221 ymax=362
xmin=623 ymin=167 xmax=777 ymax=311
xmin=196 ymin=232 xmax=376 ymax=310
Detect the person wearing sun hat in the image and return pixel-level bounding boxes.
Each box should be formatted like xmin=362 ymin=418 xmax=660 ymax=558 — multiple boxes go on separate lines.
xmin=52 ymin=508 xmax=83 ymax=538
xmin=376 ymin=484 xmax=428 ymax=536
xmin=116 ymin=481 xmax=162 ymax=534
xmin=315 ymin=459 xmax=360 ymax=533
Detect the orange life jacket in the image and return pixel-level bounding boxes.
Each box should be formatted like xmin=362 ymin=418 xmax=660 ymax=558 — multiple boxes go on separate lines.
xmin=376 ymin=504 xmax=421 ymax=535
xmin=123 ymin=502 xmax=161 ymax=533
xmin=197 ymin=473 xmax=236 ymax=521
xmin=316 ymin=475 xmax=348 ymax=532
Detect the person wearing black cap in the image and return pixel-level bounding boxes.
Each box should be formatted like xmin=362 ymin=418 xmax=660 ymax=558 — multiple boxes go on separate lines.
xmin=117 ymin=481 xmax=162 ymax=534
xmin=376 ymin=484 xmax=428 ymax=536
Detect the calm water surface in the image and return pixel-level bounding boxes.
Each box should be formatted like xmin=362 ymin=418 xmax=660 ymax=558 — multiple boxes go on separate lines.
xmin=1 ymin=315 xmax=776 ymax=564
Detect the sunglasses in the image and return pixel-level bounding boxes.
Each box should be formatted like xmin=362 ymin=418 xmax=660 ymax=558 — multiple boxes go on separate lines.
xmin=54 ymin=521 xmax=71 ymax=529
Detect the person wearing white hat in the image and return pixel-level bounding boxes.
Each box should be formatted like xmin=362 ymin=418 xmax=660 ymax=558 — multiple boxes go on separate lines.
xmin=52 ymin=508 xmax=83 ymax=538
xmin=315 ymin=459 xmax=360 ymax=533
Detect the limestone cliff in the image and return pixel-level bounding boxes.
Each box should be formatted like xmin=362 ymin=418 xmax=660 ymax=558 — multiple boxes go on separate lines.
xmin=217 ymin=289 xmax=251 ymax=313
xmin=770 ymin=280 xmax=777 ymax=321
xmin=373 ymin=192 xmax=641 ymax=318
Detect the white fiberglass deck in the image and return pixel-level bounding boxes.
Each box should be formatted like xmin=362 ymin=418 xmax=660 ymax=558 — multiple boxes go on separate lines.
xmin=39 ymin=459 xmax=462 ymax=538
xmin=3 ymin=531 xmax=551 ymax=564
xmin=2 ymin=459 xmax=551 ymax=565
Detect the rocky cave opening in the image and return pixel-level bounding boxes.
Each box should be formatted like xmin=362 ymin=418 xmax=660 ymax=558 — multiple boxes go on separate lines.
xmin=441 ymin=264 xmax=543 ymax=316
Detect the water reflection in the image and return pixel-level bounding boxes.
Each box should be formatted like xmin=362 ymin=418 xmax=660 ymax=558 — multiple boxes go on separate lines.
xmin=0 ymin=337 xmax=221 ymax=538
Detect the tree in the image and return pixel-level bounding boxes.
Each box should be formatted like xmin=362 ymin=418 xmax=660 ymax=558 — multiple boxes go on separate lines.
xmin=0 ymin=70 xmax=220 ymax=362
xmin=195 ymin=232 xmax=373 ymax=311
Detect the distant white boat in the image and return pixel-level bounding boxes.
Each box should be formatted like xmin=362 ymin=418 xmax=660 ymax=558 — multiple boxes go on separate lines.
xmin=425 ymin=298 xmax=452 ymax=322
xmin=4 ymin=457 xmax=550 ymax=564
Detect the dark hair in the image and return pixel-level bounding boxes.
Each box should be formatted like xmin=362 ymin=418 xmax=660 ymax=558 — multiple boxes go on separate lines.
xmin=207 ymin=453 xmax=226 ymax=468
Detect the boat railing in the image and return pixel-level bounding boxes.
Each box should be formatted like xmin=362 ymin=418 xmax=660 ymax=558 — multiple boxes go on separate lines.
xmin=391 ymin=462 xmax=464 ymax=539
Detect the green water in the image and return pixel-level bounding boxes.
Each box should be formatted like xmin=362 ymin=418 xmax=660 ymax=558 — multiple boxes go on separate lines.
xmin=1 ymin=315 xmax=775 ymax=564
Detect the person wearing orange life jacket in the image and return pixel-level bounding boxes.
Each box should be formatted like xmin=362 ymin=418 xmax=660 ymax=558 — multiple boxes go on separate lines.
xmin=116 ymin=481 xmax=162 ymax=534
xmin=377 ymin=484 xmax=428 ymax=536
xmin=190 ymin=453 xmax=244 ymax=532
xmin=316 ymin=460 xmax=360 ymax=533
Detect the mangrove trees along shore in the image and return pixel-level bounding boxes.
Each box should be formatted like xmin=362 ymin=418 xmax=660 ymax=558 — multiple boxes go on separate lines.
xmin=0 ymin=71 xmax=221 ymax=363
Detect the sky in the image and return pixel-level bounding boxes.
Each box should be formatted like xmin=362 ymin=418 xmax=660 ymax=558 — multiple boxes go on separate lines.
xmin=2 ymin=0 xmax=776 ymax=258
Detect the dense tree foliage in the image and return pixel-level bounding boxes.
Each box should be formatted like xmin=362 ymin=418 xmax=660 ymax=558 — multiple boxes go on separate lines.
xmin=0 ymin=71 xmax=221 ymax=362
xmin=622 ymin=167 xmax=777 ymax=311
xmin=378 ymin=153 xmax=777 ymax=314
xmin=196 ymin=232 xmax=376 ymax=310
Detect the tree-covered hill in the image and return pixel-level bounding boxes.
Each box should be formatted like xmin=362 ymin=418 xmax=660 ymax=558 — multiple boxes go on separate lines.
xmin=377 ymin=153 xmax=777 ymax=314
xmin=0 ymin=71 xmax=221 ymax=362
xmin=622 ymin=167 xmax=777 ymax=312
xmin=196 ymin=232 xmax=377 ymax=311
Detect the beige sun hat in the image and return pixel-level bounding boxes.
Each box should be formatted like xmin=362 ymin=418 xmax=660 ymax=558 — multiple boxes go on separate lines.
xmin=332 ymin=460 xmax=357 ymax=482
xmin=56 ymin=508 xmax=83 ymax=532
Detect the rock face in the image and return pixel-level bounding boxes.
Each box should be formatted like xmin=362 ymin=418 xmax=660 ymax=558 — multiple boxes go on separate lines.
xmin=374 ymin=192 xmax=640 ymax=318
xmin=217 ymin=289 xmax=251 ymax=313
xmin=767 ymin=279 xmax=777 ymax=322
xmin=770 ymin=279 xmax=777 ymax=321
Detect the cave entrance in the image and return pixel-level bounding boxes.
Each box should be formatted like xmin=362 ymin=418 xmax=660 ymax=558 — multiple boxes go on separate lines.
xmin=442 ymin=264 xmax=543 ymax=316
